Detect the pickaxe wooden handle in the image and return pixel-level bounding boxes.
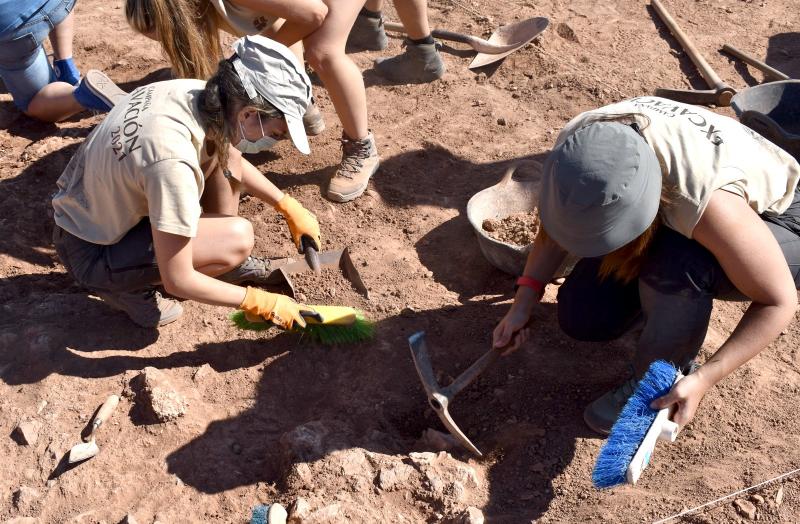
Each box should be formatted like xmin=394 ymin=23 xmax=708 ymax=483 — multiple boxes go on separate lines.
xmin=721 ymin=44 xmax=790 ymax=82
xmin=651 ymin=0 xmax=736 ymax=106
xmin=408 ymin=328 xmax=528 ymax=457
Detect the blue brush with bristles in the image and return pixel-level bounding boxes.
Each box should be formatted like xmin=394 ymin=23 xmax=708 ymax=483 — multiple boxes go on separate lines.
xmin=592 ymin=360 xmax=682 ymax=488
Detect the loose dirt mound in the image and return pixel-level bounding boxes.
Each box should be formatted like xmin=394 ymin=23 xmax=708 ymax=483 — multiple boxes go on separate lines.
xmin=1 ymin=0 xmax=799 ymax=522
xmin=482 ymin=211 xmax=539 ymax=246
xmin=291 ymin=268 xmax=369 ymax=310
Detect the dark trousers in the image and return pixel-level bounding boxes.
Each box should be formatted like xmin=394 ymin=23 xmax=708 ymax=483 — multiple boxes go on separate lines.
xmin=556 ymin=190 xmax=800 ymax=377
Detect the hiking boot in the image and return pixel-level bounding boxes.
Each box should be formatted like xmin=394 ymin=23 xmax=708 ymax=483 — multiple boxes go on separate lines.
xmin=95 ymin=288 xmax=183 ymax=328
xmin=375 ymin=40 xmax=445 ymax=83
xmin=327 ymin=132 xmax=380 ymax=203
xmin=217 ymin=255 xmax=296 ymax=285
xmin=303 ymin=99 xmax=326 ymax=136
xmin=73 ymin=69 xmax=127 ymax=113
xmin=583 ymin=376 xmax=639 ymax=435
xmin=346 ymin=14 xmax=388 ymax=52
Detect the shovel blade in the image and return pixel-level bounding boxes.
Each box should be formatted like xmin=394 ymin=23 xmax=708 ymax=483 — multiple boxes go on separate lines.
xmin=68 ymin=440 xmax=99 ymax=464
xmin=279 ymin=247 xmax=370 ymax=300
xmin=470 ymin=17 xmax=550 ymax=69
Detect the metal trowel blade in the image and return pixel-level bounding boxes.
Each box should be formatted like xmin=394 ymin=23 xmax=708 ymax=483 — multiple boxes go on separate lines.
xmin=67 ymin=439 xmax=99 ymax=464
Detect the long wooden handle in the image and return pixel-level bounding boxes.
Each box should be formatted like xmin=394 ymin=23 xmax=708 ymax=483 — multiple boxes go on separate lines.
xmin=384 ymin=21 xmax=472 ymax=45
xmin=721 ymin=44 xmax=790 ymax=81
xmin=651 ymin=0 xmax=725 ymax=89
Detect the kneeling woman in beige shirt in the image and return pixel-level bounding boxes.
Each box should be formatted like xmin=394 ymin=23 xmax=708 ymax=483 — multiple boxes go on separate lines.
xmin=52 ymin=36 xmax=320 ymax=330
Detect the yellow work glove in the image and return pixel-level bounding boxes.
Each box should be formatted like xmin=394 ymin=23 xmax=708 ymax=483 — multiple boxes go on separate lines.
xmin=274 ymin=195 xmax=321 ymax=253
xmin=239 ymin=287 xmax=308 ymax=330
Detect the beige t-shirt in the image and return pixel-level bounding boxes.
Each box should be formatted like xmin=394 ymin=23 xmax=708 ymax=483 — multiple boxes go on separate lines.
xmin=555 ymin=97 xmax=800 ymax=238
xmin=53 ymin=79 xmax=209 ymax=245
xmin=210 ymin=0 xmax=277 ymax=37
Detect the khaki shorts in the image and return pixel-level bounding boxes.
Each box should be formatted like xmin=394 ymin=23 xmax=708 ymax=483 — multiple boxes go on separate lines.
xmin=52 ymin=218 xmax=161 ymax=293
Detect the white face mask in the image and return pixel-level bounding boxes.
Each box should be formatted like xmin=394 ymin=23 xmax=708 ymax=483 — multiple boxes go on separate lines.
xmin=235 ymin=112 xmax=278 ymax=154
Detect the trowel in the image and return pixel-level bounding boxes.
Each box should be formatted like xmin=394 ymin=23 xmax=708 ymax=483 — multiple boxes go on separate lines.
xmin=301 ymin=235 xmax=322 ymax=275
xmin=67 ymin=395 xmax=119 ymax=464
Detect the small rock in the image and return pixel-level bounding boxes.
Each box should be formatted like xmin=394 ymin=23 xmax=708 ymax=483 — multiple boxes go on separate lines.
xmin=456 ymin=464 xmax=480 ymax=489
xmin=555 ymin=22 xmax=579 ymax=42
xmin=13 ymin=420 xmax=43 ymax=446
xmin=475 ymin=72 xmax=487 ymax=84
xmin=409 ymin=451 xmax=438 ymax=467
xmin=134 ymin=367 xmax=188 ymax=422
xmin=377 ymin=463 xmax=415 ymax=491
xmin=280 ymin=421 xmax=329 ymax=462
xmin=36 ymin=400 xmax=48 ymax=414
xmin=457 ymin=506 xmax=484 ymax=524
xmin=304 ymin=504 xmax=343 ymax=523
xmin=750 ymin=494 xmax=765 ymax=505
xmin=775 ymin=486 xmax=784 ymax=507
xmin=288 ymin=463 xmax=315 ymax=488
xmin=13 ymin=486 xmax=41 ymax=510
xmin=330 ymin=449 xmax=372 ymax=478
xmin=192 ymin=364 xmax=213 ymax=383
xmin=733 ymin=498 xmax=757 ymax=519
xmin=400 ymin=306 xmax=417 ymax=317
xmin=267 ymin=503 xmax=288 ymax=524
xmin=120 ymin=514 xmax=139 ymax=524
xmin=288 ymin=497 xmax=311 ymax=523
xmin=425 ymin=470 xmax=446 ymax=495
xmin=497 ymin=117 xmax=507 ymax=126
xmin=417 ymin=428 xmax=459 ymax=452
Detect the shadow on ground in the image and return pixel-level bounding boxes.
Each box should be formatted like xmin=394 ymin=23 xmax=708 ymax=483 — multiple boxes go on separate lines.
xmin=161 ymin=295 xmax=626 ymax=521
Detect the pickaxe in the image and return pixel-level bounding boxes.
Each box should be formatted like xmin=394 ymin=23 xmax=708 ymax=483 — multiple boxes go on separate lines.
xmin=408 ymin=331 xmax=503 ymax=456
xmin=651 ymin=0 xmax=736 ymax=106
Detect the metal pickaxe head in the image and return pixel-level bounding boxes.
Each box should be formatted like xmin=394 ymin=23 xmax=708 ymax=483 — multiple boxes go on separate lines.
xmin=408 ymin=331 xmax=501 ymax=457
xmin=655 ymin=85 xmax=736 ymax=107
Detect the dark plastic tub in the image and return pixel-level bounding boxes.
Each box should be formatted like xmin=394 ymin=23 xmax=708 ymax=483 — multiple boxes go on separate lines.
xmin=731 ymin=80 xmax=800 ymax=160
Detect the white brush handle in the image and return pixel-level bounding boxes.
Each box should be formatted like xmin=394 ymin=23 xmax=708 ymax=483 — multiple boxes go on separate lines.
xmin=626 ymin=373 xmax=683 ymax=485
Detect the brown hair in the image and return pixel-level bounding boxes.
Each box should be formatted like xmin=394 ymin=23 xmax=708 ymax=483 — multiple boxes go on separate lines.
xmin=197 ymin=59 xmax=281 ymax=174
xmin=125 ymin=0 xmax=222 ymax=79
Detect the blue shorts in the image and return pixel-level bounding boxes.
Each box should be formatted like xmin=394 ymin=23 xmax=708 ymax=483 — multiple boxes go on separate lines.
xmin=0 ymin=0 xmax=76 ymax=111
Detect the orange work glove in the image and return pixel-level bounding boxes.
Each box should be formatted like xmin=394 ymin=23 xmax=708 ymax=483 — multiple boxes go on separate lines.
xmin=239 ymin=287 xmax=308 ymax=330
xmin=274 ymin=195 xmax=321 ymax=253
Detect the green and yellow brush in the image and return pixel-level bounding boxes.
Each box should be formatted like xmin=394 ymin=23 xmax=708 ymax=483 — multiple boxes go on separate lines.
xmin=230 ymin=305 xmax=374 ymax=345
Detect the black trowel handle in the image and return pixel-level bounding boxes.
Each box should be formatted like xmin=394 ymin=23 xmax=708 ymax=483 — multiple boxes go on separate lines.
xmin=301 ymin=235 xmax=321 ymax=275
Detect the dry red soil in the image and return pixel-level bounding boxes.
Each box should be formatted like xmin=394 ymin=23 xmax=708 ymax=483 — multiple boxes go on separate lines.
xmin=1 ymin=0 xmax=799 ymax=522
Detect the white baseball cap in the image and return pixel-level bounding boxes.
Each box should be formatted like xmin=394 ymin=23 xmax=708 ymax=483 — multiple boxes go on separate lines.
xmin=230 ymin=35 xmax=312 ymax=154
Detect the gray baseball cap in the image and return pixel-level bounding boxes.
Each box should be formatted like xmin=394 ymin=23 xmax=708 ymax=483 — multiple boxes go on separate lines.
xmin=230 ymin=35 xmax=312 ymax=154
xmin=539 ymin=122 xmax=662 ymax=258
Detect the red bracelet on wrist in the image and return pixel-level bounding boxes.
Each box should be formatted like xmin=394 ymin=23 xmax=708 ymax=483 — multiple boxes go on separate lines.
xmin=515 ymin=276 xmax=545 ymax=299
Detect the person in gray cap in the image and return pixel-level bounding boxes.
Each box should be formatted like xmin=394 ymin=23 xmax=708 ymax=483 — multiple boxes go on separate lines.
xmin=492 ymin=97 xmax=800 ymax=435
xmin=51 ymin=36 xmax=321 ymax=330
